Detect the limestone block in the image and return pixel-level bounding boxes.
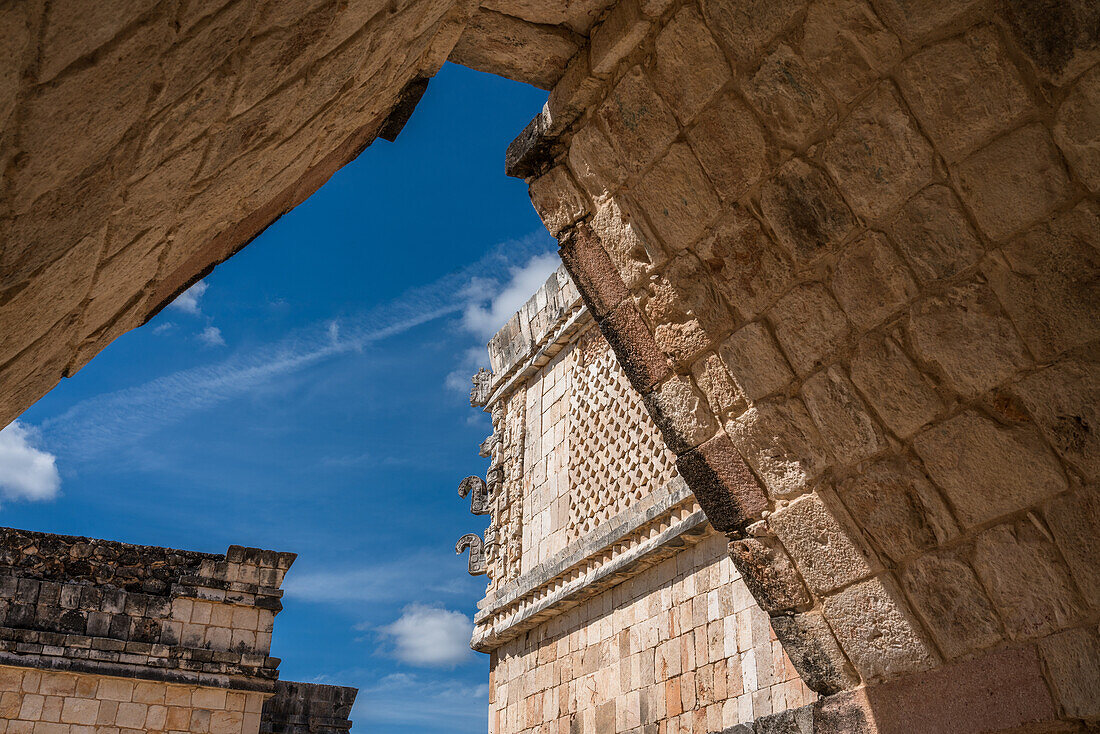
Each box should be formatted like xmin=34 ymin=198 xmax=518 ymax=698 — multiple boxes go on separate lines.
xmin=631 ymin=143 xmax=720 ymax=252
xmin=727 ymin=535 xmax=811 ymax=614
xmin=651 ymin=6 xmax=729 ymax=124
xmin=758 ymin=159 xmax=856 ymax=269
xmin=984 ymin=202 xmax=1100 ymax=362
xmin=823 ymin=83 xmax=935 ymax=221
xmin=768 ymin=282 xmax=851 ymax=376
xmin=770 ymin=612 xmax=859 ymax=695
xmin=78 ymin=232 xmax=163 ymax=338
xmin=727 ymin=400 xmax=829 ymax=499
xmin=675 ymin=432 xmax=767 ymax=532
xmin=743 ymin=44 xmax=834 ymax=148
xmin=449 ymin=8 xmax=579 ymax=89
xmin=885 ymin=184 xmax=984 ymax=285
xmin=1054 ymin=65 xmax=1100 ymax=191
xmin=700 ymin=0 xmax=807 ymax=69
xmin=695 ymin=210 xmax=793 ymax=321
xmin=643 ymin=375 xmax=720 ymax=454
xmin=547 ymin=50 xmax=605 ymax=135
xmin=822 ymin=576 xmax=936 ymax=682
xmin=801 ymin=366 xmax=886 ymax=467
xmin=914 ymin=410 xmax=1066 ymax=527
xmin=900 ymin=548 xmax=1005 ymax=659
xmin=1012 ymin=360 xmax=1100 ymax=485
xmin=770 ymin=493 xmax=875 ymax=595
xmin=569 ymin=122 xmax=626 ymax=200
xmin=691 ymin=353 xmax=748 ymax=422
xmin=801 ymin=0 xmax=901 ymax=105
xmin=0 ymin=3 xmax=32 ymax=128
xmin=686 ymin=93 xmax=770 ymax=201
xmin=637 ymin=254 xmax=731 ymax=367
xmin=597 ymin=67 xmax=678 ymax=174
xmin=590 ymin=198 xmax=666 ymax=290
xmin=837 ymin=455 xmax=957 ymax=566
xmin=849 ymin=331 xmax=943 ymax=439
xmin=558 ymin=224 xmax=628 ymax=319
xmin=898 ymin=26 xmax=1033 ymax=161
xmin=1044 ymin=489 xmax=1100 ymax=609
xmin=871 ymin=0 xmax=982 ymax=39
xmin=718 ymin=322 xmax=794 ymax=401
xmin=1002 ymin=0 xmax=1100 ymax=85
xmin=156 ymin=0 xmax=254 ymax=110
xmin=528 ymin=166 xmax=588 ymax=237
xmin=972 ymin=519 xmax=1087 ymax=640
xmin=954 ymin=123 xmax=1074 ymax=242
xmin=589 ymin=0 xmax=649 ymax=77
xmin=907 ymin=282 xmax=1030 ymax=398
xmin=1038 ymin=626 xmax=1100 ymax=720
xmin=831 ymin=231 xmax=918 ymax=330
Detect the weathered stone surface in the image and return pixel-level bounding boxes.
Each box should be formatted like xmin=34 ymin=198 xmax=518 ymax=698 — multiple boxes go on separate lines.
xmin=597 ymin=66 xmax=678 ymax=174
xmin=885 ymin=184 xmax=984 ymax=285
xmin=482 ymin=0 xmax=614 ymax=34
xmin=900 ymin=548 xmax=1005 ymax=659
xmin=0 ymin=3 xmax=33 ymax=129
xmin=1038 ymin=626 xmax=1100 ymax=720
xmin=907 ymin=282 xmax=1030 ymax=398
xmin=837 ymin=455 xmax=956 ymax=566
xmin=691 ymin=353 xmax=747 ymax=422
xmin=650 ymin=5 xmax=729 ymax=124
xmin=1043 ymin=489 xmax=1100 ymax=609
xmin=768 ymin=282 xmax=851 ymax=376
xmin=675 ymin=432 xmax=767 ymax=532
xmin=528 ymin=166 xmax=588 ymax=237
xmin=759 ymin=158 xmax=857 ymax=269
xmin=823 ymin=83 xmax=935 ymax=221
xmin=1054 ymin=64 xmax=1100 ymax=191
xmin=546 ymin=49 xmax=605 ymax=135
xmin=744 ymin=45 xmax=834 ymax=148
xmin=558 ymin=223 xmax=629 ymax=319
xmin=849 ymin=331 xmax=944 ymax=439
xmin=718 ymin=322 xmax=794 ymax=402
xmin=913 ymin=410 xmax=1066 ymax=528
xmin=599 ymin=299 xmax=671 ymax=393
xmin=823 ymin=576 xmax=937 ymax=682
xmin=984 ymin=202 xmax=1100 ymax=362
xmin=898 ymin=26 xmax=1033 ymax=161
xmin=728 ymin=535 xmax=811 ymax=614
xmin=261 ymin=680 xmax=358 ymax=734
xmin=568 ymin=121 xmax=626 ymax=199
xmin=631 ymin=143 xmax=720 ymax=251
xmin=972 ymin=519 xmax=1087 ymax=640
xmin=801 ymin=0 xmax=901 ymax=105
xmin=770 ymin=492 xmax=875 ymax=595
xmin=953 ymin=123 xmax=1074 ymax=242
xmin=831 ymin=231 xmax=918 ymax=330
xmin=695 ymin=210 xmax=793 ymax=321
xmin=871 ymin=0 xmax=983 ymax=40
xmin=812 ymin=689 xmax=876 ymax=733
xmin=686 ymin=93 xmax=769 ymax=201
xmin=1003 ymin=0 xmax=1100 ymax=84
xmin=700 ymin=0 xmax=807 ymax=68
xmin=801 ymin=366 xmax=887 ymax=467
xmin=770 ymin=612 xmax=859 ymax=695
xmin=589 ymin=0 xmax=649 ymax=76
xmin=590 ymin=198 xmax=666 ymax=290
xmin=449 ymin=8 xmax=579 ymax=89
xmin=643 ymin=375 xmax=720 ymax=454
xmin=727 ymin=399 xmax=829 ymax=499
xmin=637 ymin=254 xmax=730 ymax=367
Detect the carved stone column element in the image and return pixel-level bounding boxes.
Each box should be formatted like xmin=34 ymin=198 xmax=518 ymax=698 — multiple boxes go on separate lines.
xmin=459 ymin=475 xmax=491 ymax=515
xmin=455 ymin=533 xmax=487 ymax=576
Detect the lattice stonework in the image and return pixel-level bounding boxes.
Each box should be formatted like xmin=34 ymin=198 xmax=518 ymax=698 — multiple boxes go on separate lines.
xmin=566 ymin=327 xmax=678 ymax=543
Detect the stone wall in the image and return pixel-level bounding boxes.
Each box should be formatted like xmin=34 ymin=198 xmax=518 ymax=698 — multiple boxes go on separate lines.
xmin=515 ymin=0 xmax=1100 ymax=729
xmin=259 ymin=681 xmax=357 ymax=734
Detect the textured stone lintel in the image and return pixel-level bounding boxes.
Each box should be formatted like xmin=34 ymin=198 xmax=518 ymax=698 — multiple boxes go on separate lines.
xmin=378 ymin=77 xmax=431 ymax=142
xmin=506 ymin=106 xmax=559 ymax=179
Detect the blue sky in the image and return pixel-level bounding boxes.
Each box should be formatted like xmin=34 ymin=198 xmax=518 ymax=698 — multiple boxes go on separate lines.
xmin=0 ymin=63 xmax=557 ymax=733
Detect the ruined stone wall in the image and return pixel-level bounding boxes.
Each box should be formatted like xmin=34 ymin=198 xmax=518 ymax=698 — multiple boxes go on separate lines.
xmin=517 ymin=0 xmax=1100 ymax=729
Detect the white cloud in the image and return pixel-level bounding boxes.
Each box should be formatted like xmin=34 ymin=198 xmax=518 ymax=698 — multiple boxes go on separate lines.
xmin=461 ymin=252 xmax=560 ymax=340
xmin=355 ymin=673 xmax=487 ymax=730
xmin=283 ymin=552 xmax=476 ymax=605
xmin=0 ymin=422 xmax=61 ymax=502
xmin=169 ymin=280 xmax=209 ymax=315
xmin=198 ymin=326 xmax=225 ymax=346
xmin=152 ymin=322 xmax=175 ymax=335
xmin=378 ymin=604 xmax=474 ymax=667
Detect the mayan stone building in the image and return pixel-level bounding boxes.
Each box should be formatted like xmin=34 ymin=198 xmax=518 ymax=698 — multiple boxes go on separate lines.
xmin=0 ymin=0 xmax=1098 ymax=732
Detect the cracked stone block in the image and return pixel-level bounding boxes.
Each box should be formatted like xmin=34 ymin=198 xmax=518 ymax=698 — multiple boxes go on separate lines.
xmin=1003 ymin=0 xmax=1100 ymax=85
xmin=686 ymin=93 xmax=770 ymax=201
xmin=597 ymin=67 xmax=679 ymax=174
xmin=1044 ymin=489 xmax=1100 ymax=610
xmin=898 ymin=26 xmax=1033 ymax=161
xmin=631 ymin=143 xmax=720 ymax=252
xmin=744 ymin=44 xmax=834 ymax=148
xmin=718 ymin=322 xmax=794 ymax=402
xmin=972 ymin=519 xmax=1088 ymax=640
xmin=823 ymin=575 xmax=937 ymax=682
xmin=759 ymin=159 xmax=857 ymax=269
xmin=691 ymin=352 xmax=747 ymax=422
xmin=1038 ymin=626 xmax=1100 ymax=720
xmin=801 ymin=366 xmax=886 ymax=467
xmin=727 ymin=399 xmax=829 ymax=499
xmin=822 ymin=82 xmax=935 ymax=221
xmin=643 ymin=374 xmax=720 ymax=454
xmin=770 ymin=611 xmax=859 ymax=695
xmin=695 ymin=210 xmax=793 ymax=321
xmin=872 ymin=0 xmax=983 ymax=39
xmin=838 ymin=454 xmax=956 ymax=565
xmin=590 ymin=197 xmax=666 ymax=290
xmin=651 ymin=5 xmax=729 ymax=124
xmin=849 ymin=331 xmax=944 ymax=439
xmin=569 ymin=122 xmax=626 ymax=200
xmin=770 ymin=492 xmax=875 ymax=595
xmin=900 ymin=548 xmax=1005 ymax=659
xmin=528 ymin=166 xmax=588 ymax=237
xmin=768 ymin=282 xmax=851 ymax=377
xmin=728 ymin=535 xmax=811 ymax=614
xmin=801 ymin=0 xmax=901 ymax=105
xmin=700 ymin=0 xmax=807 ymax=68
xmin=675 ymin=432 xmax=767 ymax=532
xmin=831 ymin=231 xmax=918 ymax=330
xmin=589 ymin=0 xmax=649 ymax=76
xmin=1011 ymin=359 xmax=1100 ymax=484
xmin=1054 ymin=65 xmax=1100 ymax=191
xmin=449 ymin=8 xmax=579 ymax=90
xmin=954 ymin=123 xmax=1074 ymax=242
xmin=984 ymin=201 xmax=1100 ymax=362
xmin=885 ymin=184 xmax=984 ymax=285
xmin=913 ymin=410 xmax=1066 ymax=528
xmin=907 ymin=281 xmax=1030 ymax=398
xmin=637 ymin=254 xmax=731 ymax=368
